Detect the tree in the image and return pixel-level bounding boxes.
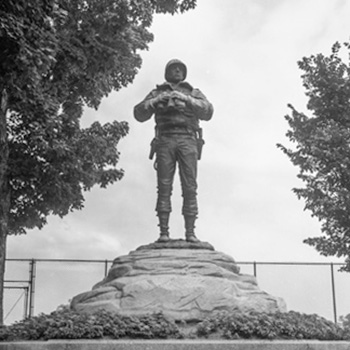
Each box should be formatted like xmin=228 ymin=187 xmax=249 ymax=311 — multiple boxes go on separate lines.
xmin=278 ymin=41 xmax=350 ymax=272
xmin=0 ymin=0 xmax=197 ymax=323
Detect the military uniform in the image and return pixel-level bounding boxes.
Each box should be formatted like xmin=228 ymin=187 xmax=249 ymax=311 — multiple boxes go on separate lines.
xmin=134 ymin=59 xmax=213 ymax=242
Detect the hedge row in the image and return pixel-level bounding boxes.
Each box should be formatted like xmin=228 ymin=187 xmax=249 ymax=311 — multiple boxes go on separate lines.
xmin=1 ymin=309 xmax=350 ymax=341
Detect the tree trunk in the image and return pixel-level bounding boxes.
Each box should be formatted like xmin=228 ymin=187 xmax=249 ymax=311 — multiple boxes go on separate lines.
xmin=0 ymin=89 xmax=9 ymax=325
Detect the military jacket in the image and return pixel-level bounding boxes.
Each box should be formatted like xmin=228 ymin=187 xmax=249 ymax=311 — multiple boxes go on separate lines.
xmin=134 ymin=81 xmax=213 ymax=132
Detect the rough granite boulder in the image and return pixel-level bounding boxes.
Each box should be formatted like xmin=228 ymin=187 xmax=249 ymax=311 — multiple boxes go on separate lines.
xmin=71 ymin=240 xmax=286 ymax=321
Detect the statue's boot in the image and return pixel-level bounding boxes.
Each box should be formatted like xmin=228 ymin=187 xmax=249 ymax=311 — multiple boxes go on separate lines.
xmin=157 ymin=212 xmax=170 ymax=242
xmin=185 ymin=215 xmax=200 ymax=243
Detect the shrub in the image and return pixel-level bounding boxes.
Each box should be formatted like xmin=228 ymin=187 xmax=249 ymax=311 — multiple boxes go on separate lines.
xmin=0 ymin=309 xmax=181 ymax=341
xmin=1 ymin=309 xmax=349 ymax=341
xmin=340 ymin=313 xmax=350 ymax=338
xmin=196 ymin=311 xmax=349 ymax=340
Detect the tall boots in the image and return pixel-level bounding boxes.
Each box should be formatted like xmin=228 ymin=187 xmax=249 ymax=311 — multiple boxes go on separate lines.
xmin=157 ymin=213 xmax=200 ymax=243
xmin=184 ymin=215 xmax=200 ymax=243
xmin=157 ymin=212 xmax=170 ymax=242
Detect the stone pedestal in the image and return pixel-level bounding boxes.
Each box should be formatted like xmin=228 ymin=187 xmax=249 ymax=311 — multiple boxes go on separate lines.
xmin=71 ymin=240 xmax=286 ymax=321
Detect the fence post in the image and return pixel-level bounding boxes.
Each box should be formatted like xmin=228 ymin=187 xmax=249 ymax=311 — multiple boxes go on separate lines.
xmin=23 ymin=286 xmax=29 ymax=320
xmin=330 ymin=263 xmax=337 ymax=323
xmin=253 ymin=261 xmax=257 ymax=277
xmin=104 ymin=260 xmax=109 ymax=277
xmin=28 ymin=259 xmax=36 ymax=318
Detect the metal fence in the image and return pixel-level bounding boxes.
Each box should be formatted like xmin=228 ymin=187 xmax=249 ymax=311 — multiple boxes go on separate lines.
xmin=3 ymin=258 xmax=349 ymax=325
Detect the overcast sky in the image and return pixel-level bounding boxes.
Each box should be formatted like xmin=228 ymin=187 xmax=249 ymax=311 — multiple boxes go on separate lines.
xmin=5 ymin=0 xmax=350 ymax=323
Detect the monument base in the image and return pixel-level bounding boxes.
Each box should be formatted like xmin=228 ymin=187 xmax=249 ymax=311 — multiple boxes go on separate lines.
xmin=70 ymin=240 xmax=286 ymax=321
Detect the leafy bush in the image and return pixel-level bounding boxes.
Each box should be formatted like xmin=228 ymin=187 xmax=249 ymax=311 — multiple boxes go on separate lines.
xmin=196 ymin=311 xmax=350 ymax=340
xmin=1 ymin=309 xmax=350 ymax=341
xmin=0 ymin=309 xmax=182 ymax=341
xmin=340 ymin=314 xmax=350 ymax=329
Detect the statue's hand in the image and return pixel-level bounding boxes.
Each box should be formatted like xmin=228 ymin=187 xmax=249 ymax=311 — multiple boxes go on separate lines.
xmin=170 ymin=91 xmax=189 ymax=103
xmin=151 ymin=92 xmax=170 ymax=107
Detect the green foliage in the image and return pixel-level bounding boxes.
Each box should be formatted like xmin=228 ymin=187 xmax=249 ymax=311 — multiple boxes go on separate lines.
xmin=1 ymin=309 xmax=350 ymax=341
xmin=8 ymin=119 xmax=129 ymax=233
xmin=0 ymin=0 xmax=197 ymax=110
xmin=0 ymin=309 xmax=182 ymax=341
xmin=277 ymin=42 xmax=350 ymax=271
xmin=196 ymin=311 xmax=349 ymax=340
xmin=0 ymin=0 xmax=197 ymax=236
xmin=340 ymin=313 xmax=350 ymax=331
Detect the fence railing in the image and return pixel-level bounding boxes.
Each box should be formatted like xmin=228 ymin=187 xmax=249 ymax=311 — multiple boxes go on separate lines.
xmin=4 ymin=258 xmax=112 ymax=322
xmin=4 ymin=258 xmax=347 ymax=325
xmin=238 ymin=261 xmax=344 ymax=323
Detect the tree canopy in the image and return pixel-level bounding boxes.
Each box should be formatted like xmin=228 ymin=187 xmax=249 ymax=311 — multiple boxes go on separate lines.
xmin=0 ymin=0 xmax=197 ymax=235
xmin=278 ymin=42 xmax=350 ymax=271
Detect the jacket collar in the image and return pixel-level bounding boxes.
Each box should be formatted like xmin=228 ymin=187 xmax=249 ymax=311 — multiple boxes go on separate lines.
xmin=156 ymin=81 xmax=193 ymax=91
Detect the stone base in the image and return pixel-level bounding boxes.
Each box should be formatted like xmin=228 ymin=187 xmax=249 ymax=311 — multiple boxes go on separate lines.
xmin=70 ymin=240 xmax=286 ymax=321
xmin=136 ymin=239 xmax=215 ymax=251
xmin=1 ymin=340 xmax=350 ymax=350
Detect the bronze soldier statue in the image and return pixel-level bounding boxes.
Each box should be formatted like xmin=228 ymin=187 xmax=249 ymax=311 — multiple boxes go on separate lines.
xmin=134 ymin=59 xmax=213 ymax=243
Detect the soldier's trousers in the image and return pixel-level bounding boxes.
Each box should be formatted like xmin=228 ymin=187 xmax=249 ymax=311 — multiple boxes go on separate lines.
xmin=155 ymin=134 xmax=198 ymax=217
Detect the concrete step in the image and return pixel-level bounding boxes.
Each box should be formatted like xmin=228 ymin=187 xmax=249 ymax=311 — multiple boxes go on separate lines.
xmin=0 ymin=340 xmax=349 ymax=350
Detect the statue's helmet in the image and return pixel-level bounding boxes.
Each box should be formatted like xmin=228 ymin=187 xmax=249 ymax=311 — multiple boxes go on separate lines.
xmin=165 ymin=59 xmax=187 ymax=82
